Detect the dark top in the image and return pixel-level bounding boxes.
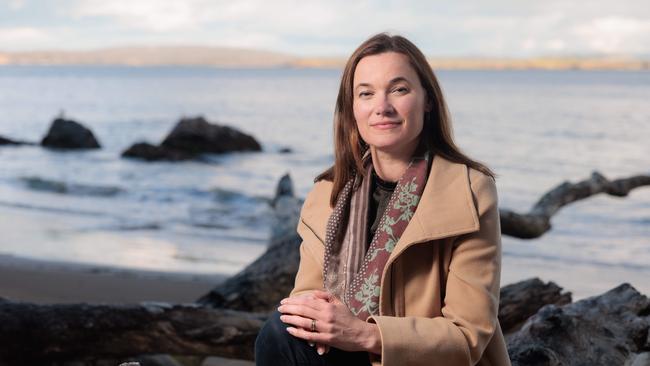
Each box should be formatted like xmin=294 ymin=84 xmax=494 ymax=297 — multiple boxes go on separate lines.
xmin=367 ymin=169 xmax=397 ymax=247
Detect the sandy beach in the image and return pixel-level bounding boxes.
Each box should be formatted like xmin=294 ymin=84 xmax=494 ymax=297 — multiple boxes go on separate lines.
xmin=0 ymin=254 xmax=258 ymax=365
xmin=0 ymin=254 xmax=225 ymax=304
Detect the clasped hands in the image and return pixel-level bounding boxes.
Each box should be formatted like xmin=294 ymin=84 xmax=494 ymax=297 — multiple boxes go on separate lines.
xmin=277 ymin=290 xmax=381 ymax=356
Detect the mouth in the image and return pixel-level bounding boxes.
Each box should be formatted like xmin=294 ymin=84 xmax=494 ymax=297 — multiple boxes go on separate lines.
xmin=370 ymin=121 xmax=402 ymax=130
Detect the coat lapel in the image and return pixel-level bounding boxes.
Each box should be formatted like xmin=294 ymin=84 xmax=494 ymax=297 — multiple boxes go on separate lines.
xmin=386 ymin=154 xmax=480 ymax=264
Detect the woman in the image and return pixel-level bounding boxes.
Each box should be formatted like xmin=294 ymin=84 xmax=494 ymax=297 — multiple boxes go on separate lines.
xmin=255 ymin=33 xmax=511 ymax=366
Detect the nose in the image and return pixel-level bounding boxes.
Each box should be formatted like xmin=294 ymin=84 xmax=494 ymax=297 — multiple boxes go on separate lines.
xmin=374 ymin=94 xmax=395 ymax=115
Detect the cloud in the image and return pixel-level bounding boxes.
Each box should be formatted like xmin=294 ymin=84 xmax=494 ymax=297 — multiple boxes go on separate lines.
xmin=71 ymin=0 xmax=199 ymax=32
xmin=7 ymin=0 xmax=26 ymax=10
xmin=69 ymin=0 xmax=365 ymax=35
xmin=0 ymin=27 xmax=51 ymax=48
xmin=6 ymin=0 xmax=649 ymax=56
xmin=572 ymin=17 xmax=650 ymax=54
xmin=66 ymin=0 xmax=417 ymax=53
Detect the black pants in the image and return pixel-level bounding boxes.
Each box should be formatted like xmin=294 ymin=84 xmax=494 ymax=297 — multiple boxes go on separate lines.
xmin=255 ymin=310 xmax=372 ymax=366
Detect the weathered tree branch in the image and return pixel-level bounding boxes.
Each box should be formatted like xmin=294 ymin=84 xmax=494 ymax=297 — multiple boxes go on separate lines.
xmin=196 ymin=232 xmax=301 ymax=312
xmin=0 ymin=302 xmax=264 ymax=365
xmin=500 ymin=172 xmax=650 ymax=238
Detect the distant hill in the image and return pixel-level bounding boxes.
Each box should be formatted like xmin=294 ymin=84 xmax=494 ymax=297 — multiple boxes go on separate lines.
xmin=0 ymin=46 xmax=648 ymax=70
xmin=0 ymin=46 xmax=298 ymax=67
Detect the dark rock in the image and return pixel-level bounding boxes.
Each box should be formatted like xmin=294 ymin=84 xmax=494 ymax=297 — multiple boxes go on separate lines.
xmin=0 ymin=135 xmax=22 ymax=145
xmin=161 ymin=116 xmax=261 ymax=154
xmin=0 ymin=135 xmax=34 ymax=146
xmin=278 ymin=147 xmax=292 ymax=153
xmin=508 ymin=283 xmax=650 ymax=366
xmin=121 ymin=142 xmax=194 ymax=161
xmin=121 ymin=116 xmax=262 ymax=162
xmin=499 ymin=278 xmax=572 ymax=334
xmin=269 ymin=174 xmax=301 ymax=243
xmin=41 ymin=118 xmax=101 ymax=149
xmin=273 ymin=174 xmax=294 ymax=202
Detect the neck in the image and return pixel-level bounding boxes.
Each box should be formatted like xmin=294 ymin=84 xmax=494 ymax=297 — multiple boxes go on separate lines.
xmin=370 ymin=143 xmax=419 ymax=182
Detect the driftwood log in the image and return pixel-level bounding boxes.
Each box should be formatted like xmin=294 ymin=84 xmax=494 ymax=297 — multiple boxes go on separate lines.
xmin=0 ymin=278 xmax=572 ymax=364
xmin=500 ymin=172 xmax=650 ymax=238
xmin=508 ymin=283 xmax=650 ymax=366
xmin=0 ymin=302 xmax=263 ymax=365
xmin=498 ymin=278 xmax=572 ymax=335
xmin=198 ymin=174 xmax=303 ymax=312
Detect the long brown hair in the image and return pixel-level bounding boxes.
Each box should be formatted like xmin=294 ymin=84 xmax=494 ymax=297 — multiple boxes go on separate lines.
xmin=317 ymin=32 xmax=495 ymax=207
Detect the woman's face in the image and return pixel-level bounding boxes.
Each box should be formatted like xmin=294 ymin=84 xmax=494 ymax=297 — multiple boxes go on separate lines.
xmin=352 ymin=51 xmax=428 ymax=157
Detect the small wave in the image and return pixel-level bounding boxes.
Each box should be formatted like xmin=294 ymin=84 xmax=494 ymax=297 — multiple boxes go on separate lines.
xmin=190 ymin=222 xmax=231 ymax=229
xmin=113 ymin=222 xmax=162 ymax=231
xmin=0 ymin=200 xmax=107 ymax=217
xmin=210 ymin=187 xmax=266 ymax=203
xmin=172 ymin=254 xmax=246 ymax=266
xmin=629 ymin=217 xmax=650 ymax=225
xmin=503 ymin=251 xmax=650 ymax=272
xmin=19 ymin=176 xmax=124 ymax=197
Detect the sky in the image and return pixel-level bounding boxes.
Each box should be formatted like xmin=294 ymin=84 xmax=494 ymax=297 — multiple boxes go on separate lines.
xmin=1 ymin=0 xmax=649 ymax=58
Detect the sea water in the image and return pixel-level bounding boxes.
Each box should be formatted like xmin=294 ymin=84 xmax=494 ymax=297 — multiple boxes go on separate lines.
xmin=0 ymin=66 xmax=648 ymax=298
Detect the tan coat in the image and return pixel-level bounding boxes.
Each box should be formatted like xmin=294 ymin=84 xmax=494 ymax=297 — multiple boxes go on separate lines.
xmin=290 ymin=155 xmax=512 ymax=366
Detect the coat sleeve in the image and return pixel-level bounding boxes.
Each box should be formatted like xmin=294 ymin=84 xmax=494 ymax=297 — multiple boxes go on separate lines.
xmin=368 ymin=171 xmax=503 ymax=366
xmin=289 ymin=181 xmax=328 ymax=298
xmin=289 ymin=217 xmax=325 ymax=297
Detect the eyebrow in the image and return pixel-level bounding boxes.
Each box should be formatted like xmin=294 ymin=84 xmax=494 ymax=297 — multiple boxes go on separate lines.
xmin=354 ymin=76 xmax=411 ymax=90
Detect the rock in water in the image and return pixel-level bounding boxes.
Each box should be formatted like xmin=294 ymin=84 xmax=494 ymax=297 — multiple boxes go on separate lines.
xmin=0 ymin=135 xmax=35 ymax=146
xmin=41 ymin=118 xmax=101 ymax=149
xmin=507 ymin=283 xmax=650 ymax=366
xmin=161 ymin=116 xmax=261 ymax=154
xmin=269 ymin=174 xmax=302 ymax=247
xmin=273 ymin=173 xmax=294 ymax=203
xmin=0 ymin=136 xmax=22 ymax=145
xmin=121 ymin=142 xmax=194 ymax=161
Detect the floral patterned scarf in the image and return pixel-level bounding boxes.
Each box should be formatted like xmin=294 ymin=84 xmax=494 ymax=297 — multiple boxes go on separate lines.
xmin=323 ymin=151 xmax=430 ymax=320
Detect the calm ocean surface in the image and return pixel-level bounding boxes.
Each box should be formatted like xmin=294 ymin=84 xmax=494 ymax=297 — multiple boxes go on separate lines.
xmin=0 ymin=66 xmax=648 ymax=298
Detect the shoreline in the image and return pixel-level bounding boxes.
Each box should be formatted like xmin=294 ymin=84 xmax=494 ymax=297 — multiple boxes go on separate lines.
xmin=0 ymin=253 xmax=225 ymax=304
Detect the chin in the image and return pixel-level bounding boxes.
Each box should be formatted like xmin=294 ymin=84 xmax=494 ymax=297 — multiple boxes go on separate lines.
xmin=368 ymin=141 xmax=410 ymax=153
xmin=366 ymin=134 xmax=420 ymax=154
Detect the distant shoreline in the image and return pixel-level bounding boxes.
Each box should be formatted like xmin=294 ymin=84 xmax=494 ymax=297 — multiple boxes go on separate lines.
xmin=1 ymin=46 xmax=648 ymax=71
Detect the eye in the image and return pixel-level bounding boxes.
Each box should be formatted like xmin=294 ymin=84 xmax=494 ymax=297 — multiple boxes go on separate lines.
xmin=358 ymin=91 xmax=373 ymax=98
xmin=392 ymin=86 xmax=409 ymax=94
